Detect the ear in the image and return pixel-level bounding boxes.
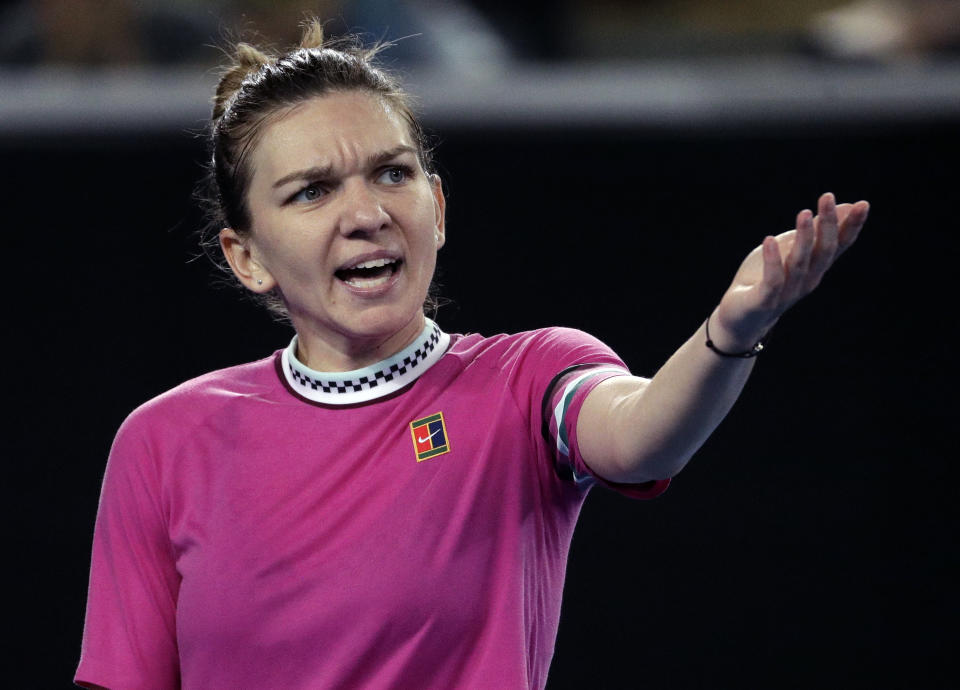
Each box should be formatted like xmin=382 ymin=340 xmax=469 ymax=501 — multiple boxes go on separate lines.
xmin=429 ymin=173 xmax=446 ymax=249
xmin=219 ymin=228 xmax=276 ymax=293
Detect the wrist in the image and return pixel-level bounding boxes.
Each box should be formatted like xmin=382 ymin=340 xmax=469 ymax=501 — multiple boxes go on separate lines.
xmin=705 ymin=309 xmax=775 ymax=358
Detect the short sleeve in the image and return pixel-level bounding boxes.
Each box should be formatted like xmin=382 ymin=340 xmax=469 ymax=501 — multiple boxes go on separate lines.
xmin=542 ymin=364 xmax=670 ymax=500
xmin=75 ymin=413 xmax=181 ymax=689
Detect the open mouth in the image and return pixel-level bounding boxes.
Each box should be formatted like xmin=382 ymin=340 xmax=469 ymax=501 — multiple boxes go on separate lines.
xmin=335 ymin=257 xmax=403 ymax=288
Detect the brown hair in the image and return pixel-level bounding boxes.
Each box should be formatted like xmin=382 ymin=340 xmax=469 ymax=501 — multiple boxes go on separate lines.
xmin=198 ymin=19 xmax=438 ymax=320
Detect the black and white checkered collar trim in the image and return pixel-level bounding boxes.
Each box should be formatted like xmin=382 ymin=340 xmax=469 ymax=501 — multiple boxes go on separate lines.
xmin=281 ymin=319 xmax=450 ymax=405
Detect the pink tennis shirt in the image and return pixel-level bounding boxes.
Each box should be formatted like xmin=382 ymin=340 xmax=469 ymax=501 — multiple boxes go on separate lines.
xmin=76 ymin=322 xmax=668 ymax=689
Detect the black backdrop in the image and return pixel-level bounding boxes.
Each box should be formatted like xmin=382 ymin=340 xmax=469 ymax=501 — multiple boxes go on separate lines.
xmin=7 ymin=115 xmax=956 ymax=688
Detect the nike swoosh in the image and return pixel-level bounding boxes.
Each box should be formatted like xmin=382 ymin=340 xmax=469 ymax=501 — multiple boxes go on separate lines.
xmin=417 ymin=427 xmax=442 ymax=444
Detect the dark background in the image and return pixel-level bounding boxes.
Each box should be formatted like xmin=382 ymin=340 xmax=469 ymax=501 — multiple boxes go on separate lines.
xmin=7 ymin=112 xmax=956 ymax=687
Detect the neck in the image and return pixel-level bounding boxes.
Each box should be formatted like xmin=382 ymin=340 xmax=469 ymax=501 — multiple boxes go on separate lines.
xmin=293 ymin=313 xmax=426 ymax=372
xmin=281 ymin=319 xmax=448 ymax=406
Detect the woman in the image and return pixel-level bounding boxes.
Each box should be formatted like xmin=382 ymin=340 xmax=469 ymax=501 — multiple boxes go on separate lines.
xmin=75 ymin=20 xmax=869 ymax=690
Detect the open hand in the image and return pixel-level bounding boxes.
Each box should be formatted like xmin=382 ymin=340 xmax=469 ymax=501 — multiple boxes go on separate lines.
xmin=710 ymin=192 xmax=870 ymax=351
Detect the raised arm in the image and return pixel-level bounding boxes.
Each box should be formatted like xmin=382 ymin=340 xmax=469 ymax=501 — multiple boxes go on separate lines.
xmin=578 ymin=192 xmax=870 ymax=484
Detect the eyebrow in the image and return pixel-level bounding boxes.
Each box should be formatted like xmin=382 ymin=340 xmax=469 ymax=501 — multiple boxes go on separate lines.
xmin=271 ymin=145 xmax=418 ymax=189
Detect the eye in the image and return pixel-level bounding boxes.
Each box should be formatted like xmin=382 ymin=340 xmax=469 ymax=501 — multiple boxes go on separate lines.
xmin=289 ymin=183 xmax=325 ymax=204
xmin=378 ymin=165 xmax=413 ymax=185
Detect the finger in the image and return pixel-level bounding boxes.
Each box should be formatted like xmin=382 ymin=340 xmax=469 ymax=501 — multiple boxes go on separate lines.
xmin=770 ymin=228 xmax=796 ymax=258
xmin=837 ymin=200 xmax=870 ymax=255
xmin=808 ymin=192 xmax=840 ymax=288
xmin=785 ymin=209 xmax=815 ymax=293
xmin=834 ymin=202 xmax=856 ymax=225
xmin=759 ymin=235 xmax=786 ymax=307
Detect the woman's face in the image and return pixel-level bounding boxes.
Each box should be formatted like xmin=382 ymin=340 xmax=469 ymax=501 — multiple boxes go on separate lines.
xmin=222 ymin=91 xmax=445 ymax=369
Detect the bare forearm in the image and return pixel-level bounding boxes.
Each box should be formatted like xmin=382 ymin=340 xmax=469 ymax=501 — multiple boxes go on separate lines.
xmin=580 ymin=309 xmax=763 ymax=483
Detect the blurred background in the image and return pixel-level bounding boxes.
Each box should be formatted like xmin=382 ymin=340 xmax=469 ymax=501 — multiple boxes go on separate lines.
xmin=4 ymin=1 xmax=957 ymax=688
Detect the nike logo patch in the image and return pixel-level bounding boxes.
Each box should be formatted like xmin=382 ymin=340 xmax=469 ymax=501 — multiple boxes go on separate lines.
xmin=410 ymin=411 xmax=451 ymax=462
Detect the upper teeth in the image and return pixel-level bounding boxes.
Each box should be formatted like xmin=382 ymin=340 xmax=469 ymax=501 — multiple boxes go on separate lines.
xmin=351 ymin=258 xmax=396 ymax=270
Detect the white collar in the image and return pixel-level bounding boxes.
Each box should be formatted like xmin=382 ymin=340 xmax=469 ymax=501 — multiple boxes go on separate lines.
xmin=281 ymin=319 xmax=450 ymax=405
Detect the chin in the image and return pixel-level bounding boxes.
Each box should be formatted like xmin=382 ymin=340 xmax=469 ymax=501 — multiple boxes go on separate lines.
xmin=334 ymin=304 xmax=424 ymax=342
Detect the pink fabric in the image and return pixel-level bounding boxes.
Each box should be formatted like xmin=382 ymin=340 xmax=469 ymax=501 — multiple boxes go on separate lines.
xmin=76 ymin=328 xmax=668 ymax=690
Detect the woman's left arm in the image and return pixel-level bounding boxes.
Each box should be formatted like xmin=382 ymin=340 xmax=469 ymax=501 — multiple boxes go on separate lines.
xmin=578 ymin=193 xmax=870 ymax=484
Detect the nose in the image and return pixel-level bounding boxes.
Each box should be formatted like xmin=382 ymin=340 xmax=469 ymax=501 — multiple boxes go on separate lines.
xmin=338 ymin=180 xmax=390 ymax=238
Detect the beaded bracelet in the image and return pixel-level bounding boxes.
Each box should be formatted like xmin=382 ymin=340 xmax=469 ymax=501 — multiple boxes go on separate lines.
xmin=704 ymin=316 xmax=767 ymax=358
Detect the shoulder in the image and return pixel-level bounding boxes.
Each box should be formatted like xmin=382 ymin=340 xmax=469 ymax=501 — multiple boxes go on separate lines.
xmin=446 ymin=327 xmax=625 ymax=371
xmin=117 ymin=352 xmax=282 ymax=441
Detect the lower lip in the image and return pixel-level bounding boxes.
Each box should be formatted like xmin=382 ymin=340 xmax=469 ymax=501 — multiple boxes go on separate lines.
xmin=337 ymin=264 xmax=402 ymax=297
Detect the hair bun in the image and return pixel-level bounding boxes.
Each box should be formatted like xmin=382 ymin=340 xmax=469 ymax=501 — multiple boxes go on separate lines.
xmin=213 ymin=42 xmax=273 ymax=120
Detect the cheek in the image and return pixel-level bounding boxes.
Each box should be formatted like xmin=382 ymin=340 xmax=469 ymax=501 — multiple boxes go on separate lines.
xmin=413 ymin=240 xmax=439 ymax=286
xmin=257 ymin=229 xmax=331 ymax=280
xmin=411 ymin=216 xmax=439 ymax=264
xmin=412 ymin=197 xmax=441 ymax=240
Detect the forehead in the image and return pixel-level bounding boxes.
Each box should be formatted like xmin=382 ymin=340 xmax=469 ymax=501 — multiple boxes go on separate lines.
xmin=250 ymin=91 xmax=412 ymax=179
